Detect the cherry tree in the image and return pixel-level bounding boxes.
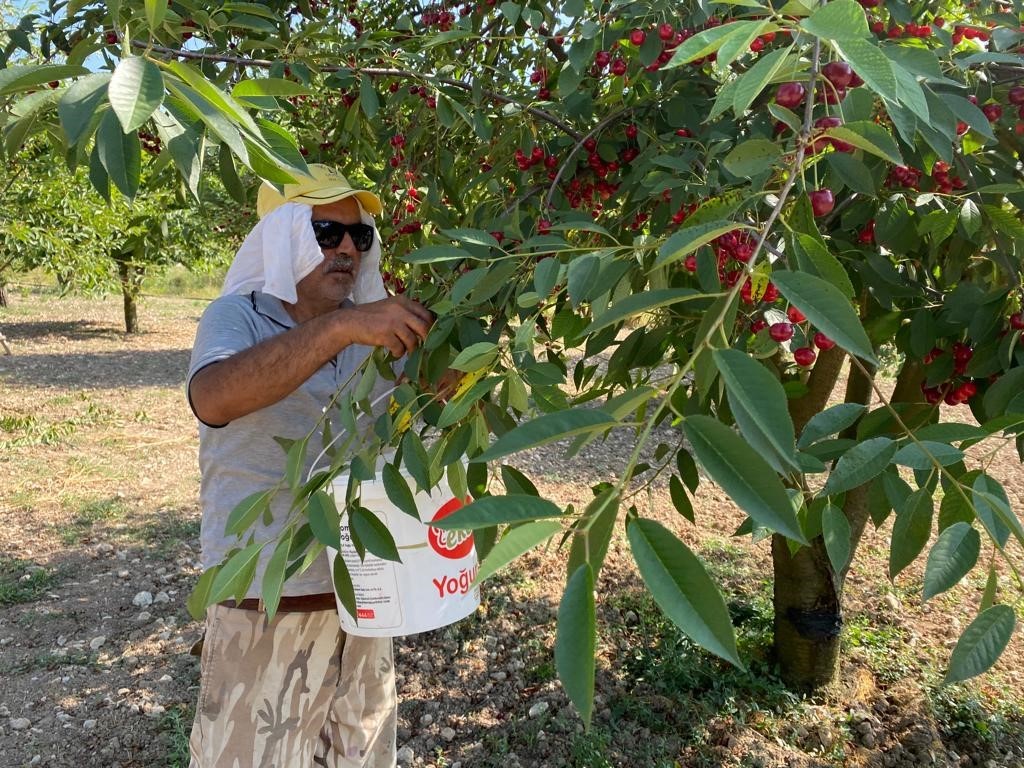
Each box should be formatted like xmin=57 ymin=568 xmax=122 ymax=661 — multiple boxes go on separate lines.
xmin=4 ymin=0 xmax=1023 ymax=718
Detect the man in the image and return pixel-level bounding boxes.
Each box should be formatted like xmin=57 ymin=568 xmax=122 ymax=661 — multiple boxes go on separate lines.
xmin=186 ymin=165 xmax=433 ymax=767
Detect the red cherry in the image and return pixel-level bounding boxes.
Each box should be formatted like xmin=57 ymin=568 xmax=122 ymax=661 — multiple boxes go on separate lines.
xmin=658 ymin=23 xmax=674 ymax=41
xmin=595 ymin=50 xmax=611 ymax=68
xmin=537 ymin=219 xmax=552 ymax=234
xmin=813 ymin=332 xmax=836 ymax=351
xmin=629 ymin=29 xmax=646 ymax=46
xmin=847 ymin=71 xmax=864 ymax=88
xmin=769 ymin=322 xmax=794 ymax=342
xmin=675 ymin=128 xmax=692 ymax=138
xmin=774 ymin=82 xmax=806 ymax=109
xmin=809 ymin=189 xmax=835 ymax=217
xmin=787 ymin=306 xmax=806 ymax=323
xmin=822 ymin=61 xmax=853 ymax=88
xmin=762 ymin=283 xmax=779 ymax=303
xmin=1010 ymin=312 xmax=1024 ymax=330
xmin=625 ymin=124 xmax=638 ymax=139
xmin=982 ymin=104 xmax=1003 ymax=122
xmin=934 ymin=16 xmax=946 ymax=28
xmin=923 ymin=386 xmax=943 ymax=404
xmin=610 ymin=58 xmax=627 ymax=76
xmin=794 ymin=347 xmax=817 ymax=367
xmin=104 ymin=30 xmax=118 ymax=44
xmin=48 ymin=80 xmax=59 ymax=88
xmin=683 ymin=255 xmax=698 ymax=272
xmin=583 ymin=137 xmax=597 ymax=152
xmin=1010 ymin=86 xmax=1024 ymax=106
xmin=957 ymin=381 xmax=978 ymax=400
xmin=751 ymin=318 xmax=768 ymax=334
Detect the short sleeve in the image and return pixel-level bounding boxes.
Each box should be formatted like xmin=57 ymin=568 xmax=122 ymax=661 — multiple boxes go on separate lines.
xmin=186 ymin=295 xmax=260 ymax=423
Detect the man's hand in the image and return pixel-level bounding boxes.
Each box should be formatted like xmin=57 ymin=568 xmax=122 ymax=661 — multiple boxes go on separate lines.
xmin=337 ymin=296 xmax=435 ymax=357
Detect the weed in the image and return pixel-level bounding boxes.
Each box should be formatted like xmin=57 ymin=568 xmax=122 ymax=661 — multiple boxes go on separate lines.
xmin=7 ymin=649 xmax=98 ymax=673
xmin=930 ymin=684 xmax=1024 ymax=749
xmin=568 ymin=726 xmax=613 ymax=768
xmin=160 ymin=705 xmax=194 ymax=768
xmin=0 ymin=557 xmax=61 ymax=607
xmin=843 ymin=614 xmax=916 ymax=683
xmin=58 ymin=497 xmax=131 ymax=545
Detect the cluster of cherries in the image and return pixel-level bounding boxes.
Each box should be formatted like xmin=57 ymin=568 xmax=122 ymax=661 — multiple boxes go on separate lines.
xmin=137 ymin=130 xmax=162 ymax=156
xmin=756 ymin=305 xmax=836 ymax=368
xmin=920 ymin=342 xmax=978 ymax=406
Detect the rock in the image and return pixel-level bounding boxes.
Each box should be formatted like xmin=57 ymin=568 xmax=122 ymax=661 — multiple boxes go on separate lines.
xmin=623 ymin=610 xmax=639 ymax=626
xmin=135 ymin=612 xmax=152 ymax=624
xmin=396 ymin=746 xmax=414 ymax=765
xmin=132 ymin=591 xmax=153 ymax=608
xmin=153 ymin=591 xmax=170 ymax=604
xmin=10 ymin=717 xmax=31 ymax=730
xmin=117 ymin=570 xmax=130 ymax=579
xmin=158 ymin=674 xmax=173 ymax=683
xmin=490 ymin=671 xmax=507 ymax=682
xmin=0 ymin=705 xmax=9 ymax=717
xmin=529 ymin=701 xmax=550 ymax=718
xmin=862 ymin=733 xmax=877 ymax=749
xmin=89 ymin=636 xmax=106 ymax=651
xmin=883 ymin=593 xmax=900 ymax=612
xmin=440 ymin=727 xmax=456 ymax=742
xmin=83 ymin=719 xmax=97 ymax=730
xmin=145 ymin=704 xmax=166 ymax=717
xmin=419 ymin=713 xmax=433 ymax=727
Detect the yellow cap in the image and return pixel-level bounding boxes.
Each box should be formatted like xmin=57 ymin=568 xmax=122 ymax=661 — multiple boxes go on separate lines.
xmin=256 ymin=163 xmax=383 ymax=218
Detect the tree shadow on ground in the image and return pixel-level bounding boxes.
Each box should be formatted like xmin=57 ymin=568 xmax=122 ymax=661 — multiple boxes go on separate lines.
xmin=0 ymin=319 xmax=127 ymax=343
xmin=0 ymin=349 xmax=191 ymax=389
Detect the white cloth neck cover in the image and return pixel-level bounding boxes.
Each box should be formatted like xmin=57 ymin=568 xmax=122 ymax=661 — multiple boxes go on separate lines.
xmin=220 ymin=201 xmax=387 ymax=306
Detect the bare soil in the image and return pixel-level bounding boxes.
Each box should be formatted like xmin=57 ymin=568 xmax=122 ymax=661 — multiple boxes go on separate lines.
xmin=0 ymin=291 xmax=1022 ymax=768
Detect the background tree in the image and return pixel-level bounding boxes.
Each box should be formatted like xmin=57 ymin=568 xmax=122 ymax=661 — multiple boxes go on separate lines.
xmin=3 ymin=0 xmax=1023 ymax=717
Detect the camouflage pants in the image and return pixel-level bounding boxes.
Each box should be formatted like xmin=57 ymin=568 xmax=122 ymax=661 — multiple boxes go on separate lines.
xmin=188 ymin=603 xmax=397 ymax=768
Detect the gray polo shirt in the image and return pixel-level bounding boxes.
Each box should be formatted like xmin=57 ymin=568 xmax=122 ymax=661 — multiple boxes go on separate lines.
xmin=188 ymin=290 xmax=379 ymax=598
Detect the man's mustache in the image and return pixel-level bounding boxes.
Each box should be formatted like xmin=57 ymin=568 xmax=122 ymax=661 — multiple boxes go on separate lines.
xmin=324 ymin=255 xmax=356 ymax=273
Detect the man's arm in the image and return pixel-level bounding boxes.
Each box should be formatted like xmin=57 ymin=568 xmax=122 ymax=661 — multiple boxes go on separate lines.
xmin=189 ymin=297 xmax=433 ymax=426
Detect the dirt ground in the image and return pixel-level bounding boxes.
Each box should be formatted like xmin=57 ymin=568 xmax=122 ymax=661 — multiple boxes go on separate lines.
xmin=1 ymin=291 xmax=1022 ymax=768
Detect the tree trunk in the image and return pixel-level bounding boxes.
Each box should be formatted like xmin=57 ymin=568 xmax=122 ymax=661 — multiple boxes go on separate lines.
xmin=0 ymin=282 xmax=8 ymax=308
xmin=116 ymin=258 xmax=142 ymax=334
xmin=772 ymin=535 xmax=842 ymax=690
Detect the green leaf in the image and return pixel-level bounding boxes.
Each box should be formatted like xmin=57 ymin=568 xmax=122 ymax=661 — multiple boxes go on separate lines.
xmin=713 ymin=348 xmax=799 ymax=473
xmin=683 ymin=415 xmax=806 ymax=542
xmin=402 ymin=245 xmax=474 ymax=264
xmin=359 ymin=76 xmax=379 ymax=119
xmin=825 ymin=121 xmax=902 ymax=164
xmin=186 ymin=565 xmax=220 ymax=620
xmin=822 ymin=503 xmax=852 ymax=574
xmin=567 ymin=488 xmax=620 ymax=578
xmin=831 ymin=37 xmax=898 ymax=105
xmin=308 ymin=490 xmax=341 ymax=549
xmin=261 ymin=531 xmax=293 ymax=621
xmin=972 ymin=474 xmax=1017 ymax=548
xmin=722 ymin=139 xmax=782 ymax=178
xmin=232 ymin=77 xmax=312 ymax=99
xmin=95 ymin=109 xmax=141 ymax=200
xmin=58 ymin=73 xmax=110 ymax=146
xmin=822 ymin=437 xmax=897 ymax=496
xmin=477 ymin=408 xmax=617 ymax=463
xmin=894 ymin=441 xmax=965 ymax=470
xmin=802 ymin=0 xmax=869 ymax=39
xmin=655 ymin=221 xmax=751 ymax=269
xmin=797 ymin=403 xmax=866 ymax=448
xmin=332 ymin=554 xmax=358 ymax=622
xmin=225 ymin=490 xmax=272 ymax=536
xmin=587 ymin=288 xmax=699 ymax=333
xmin=567 ymin=254 xmax=602 ymax=308
xmin=772 ymin=271 xmax=876 ymax=363
xmin=555 ymin=564 xmax=596 ymax=725
xmin=350 ymin=506 xmax=401 ymax=562
xmin=923 ymin=523 xmax=980 ymax=602
xmin=944 ymin=605 xmax=1016 ymax=685
xmin=628 ymin=518 xmax=743 ymax=668
xmin=430 ymin=494 xmax=563 ymax=529
xmin=663 ymin=23 xmax=751 ymax=68
xmin=983 ymin=368 xmax=1024 ymax=419
xmin=450 ymin=341 xmax=499 ymax=373
xmin=382 ymin=464 xmax=419 ymax=520
xmin=946 ymin=95 xmax=995 ymax=141
xmin=791 ymin=234 xmax=856 ymax=299
xmin=716 ymin=21 xmax=772 ymax=70
xmin=208 ymin=541 xmax=264 ymax=604
xmin=476 ymin=520 xmax=561 ymax=585
xmin=669 ymin=475 xmax=695 ymax=523
xmin=145 ymin=0 xmax=168 ymax=30
xmin=0 ymin=64 xmax=89 ymax=96
xmin=733 ymin=45 xmax=793 ymax=115
xmin=108 ymin=56 xmax=164 ymax=132
xmin=889 ymin=489 xmax=934 ymax=580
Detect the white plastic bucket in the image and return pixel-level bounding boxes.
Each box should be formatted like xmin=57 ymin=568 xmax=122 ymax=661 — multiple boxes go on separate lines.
xmin=326 ymin=470 xmax=480 ymax=637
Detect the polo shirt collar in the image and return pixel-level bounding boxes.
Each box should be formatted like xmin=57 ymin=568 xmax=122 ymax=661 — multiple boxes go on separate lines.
xmin=250 ymin=291 xmax=296 ymax=329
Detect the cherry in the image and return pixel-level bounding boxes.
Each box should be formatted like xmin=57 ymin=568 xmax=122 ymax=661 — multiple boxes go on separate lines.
xmin=787 ymin=306 xmax=806 ymax=323
xmin=629 ymin=29 xmax=646 ymax=46
xmin=48 ymin=80 xmax=59 ymax=88
xmin=1010 ymin=311 xmax=1024 ymax=330
xmin=1010 ymin=86 xmax=1024 ymax=106
xmin=583 ymin=137 xmax=597 ymax=152
xmin=956 ymin=381 xmax=978 ymax=400
xmin=923 ymin=386 xmax=943 ymax=405
xmin=625 ymin=124 xmax=638 ymax=139
xmin=658 ymin=23 xmax=674 ymax=41
xmin=769 ymin=322 xmax=794 ymax=342
xmin=982 ymin=104 xmax=1003 ymax=122
xmin=675 ymin=128 xmax=692 ymax=138
xmin=813 ymin=332 xmax=836 ymax=351
xmin=104 ymin=30 xmax=118 ymax=44
xmin=595 ymin=50 xmax=611 ymax=68
xmin=683 ymin=254 xmax=698 ymax=272
xmin=809 ymin=189 xmax=835 ymax=217
xmin=775 ymin=82 xmax=806 ymax=109
xmin=610 ymin=58 xmax=627 ymax=76
xmin=794 ymin=347 xmax=817 ymax=367
xmin=537 ymin=219 xmax=552 ymax=234
xmin=822 ymin=61 xmax=853 ymax=88
xmin=751 ymin=318 xmax=768 ymax=334
xmin=538 ymin=87 xmax=551 ymax=99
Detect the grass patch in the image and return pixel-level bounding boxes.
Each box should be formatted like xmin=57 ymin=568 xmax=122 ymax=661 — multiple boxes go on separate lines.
xmin=58 ymin=496 xmax=132 ymax=545
xmin=0 ymin=557 xmax=62 ymax=607
xmin=0 ymin=400 xmax=116 ymax=450
xmin=843 ymin=614 xmax=916 ymax=683
xmin=7 ymin=649 xmax=99 ymax=674
xmin=160 ymin=705 xmax=194 ymax=768
xmin=930 ymin=684 xmax=1024 ymax=750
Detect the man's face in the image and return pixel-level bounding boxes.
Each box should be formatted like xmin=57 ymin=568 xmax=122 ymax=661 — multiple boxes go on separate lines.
xmin=292 ymin=196 xmax=364 ymax=319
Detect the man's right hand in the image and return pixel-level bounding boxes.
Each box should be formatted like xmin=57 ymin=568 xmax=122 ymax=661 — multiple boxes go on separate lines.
xmin=337 ymin=296 xmax=435 ymax=358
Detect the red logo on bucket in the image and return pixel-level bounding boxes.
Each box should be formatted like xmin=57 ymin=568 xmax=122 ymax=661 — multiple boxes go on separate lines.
xmin=428 ymin=497 xmax=474 ymax=560
xmin=357 ymin=608 xmax=375 ymax=619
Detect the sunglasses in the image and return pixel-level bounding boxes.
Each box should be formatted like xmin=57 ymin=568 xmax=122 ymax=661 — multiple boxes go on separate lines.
xmin=311 ymin=219 xmax=375 ymax=252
